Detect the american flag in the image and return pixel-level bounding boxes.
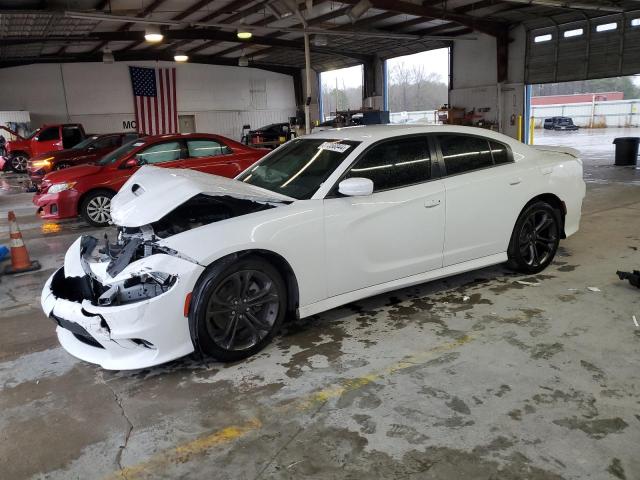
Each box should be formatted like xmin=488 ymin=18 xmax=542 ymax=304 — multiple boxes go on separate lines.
xmin=129 ymin=66 xmax=178 ymax=135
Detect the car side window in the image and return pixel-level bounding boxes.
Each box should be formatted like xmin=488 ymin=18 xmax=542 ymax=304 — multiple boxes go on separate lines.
xmin=38 ymin=127 xmax=59 ymax=142
xmin=437 ymin=135 xmax=493 ymax=176
xmin=92 ymin=136 xmax=120 ymax=149
xmin=489 ymin=141 xmax=512 ymax=165
xmin=345 ymin=136 xmax=431 ymax=192
xmin=136 ymin=141 xmax=182 ymax=164
xmin=187 ymin=139 xmax=232 ymax=158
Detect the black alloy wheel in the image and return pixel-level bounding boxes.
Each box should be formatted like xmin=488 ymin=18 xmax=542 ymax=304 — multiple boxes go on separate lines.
xmin=508 ymin=201 xmax=561 ymax=274
xmin=191 ymin=256 xmax=286 ymax=362
xmin=10 ymin=153 xmax=28 ymax=173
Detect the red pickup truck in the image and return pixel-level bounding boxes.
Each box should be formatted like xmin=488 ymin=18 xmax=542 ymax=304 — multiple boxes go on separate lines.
xmin=4 ymin=123 xmax=86 ymax=173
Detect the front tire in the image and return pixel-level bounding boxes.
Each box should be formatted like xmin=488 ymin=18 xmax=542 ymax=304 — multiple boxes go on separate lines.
xmin=80 ymin=190 xmax=114 ymax=227
xmin=507 ymin=201 xmax=561 ymax=274
xmin=190 ymin=256 xmax=286 ymax=362
xmin=9 ymin=152 xmax=28 ymax=173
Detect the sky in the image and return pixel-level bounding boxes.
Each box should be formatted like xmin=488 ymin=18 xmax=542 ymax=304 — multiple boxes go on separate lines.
xmin=320 ymin=48 xmax=450 ymax=90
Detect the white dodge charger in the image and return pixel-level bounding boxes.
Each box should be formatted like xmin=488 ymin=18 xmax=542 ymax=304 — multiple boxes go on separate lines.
xmin=42 ymin=125 xmax=586 ymax=370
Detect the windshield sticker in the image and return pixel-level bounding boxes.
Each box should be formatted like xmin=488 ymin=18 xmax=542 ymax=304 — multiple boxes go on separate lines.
xmin=319 ymin=142 xmax=351 ymax=153
xmin=133 ymin=142 xmax=145 ymax=147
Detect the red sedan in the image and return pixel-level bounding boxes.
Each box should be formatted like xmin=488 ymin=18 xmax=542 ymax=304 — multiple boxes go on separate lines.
xmin=27 ymin=133 xmax=141 ymax=185
xmin=34 ymin=133 xmax=268 ymax=226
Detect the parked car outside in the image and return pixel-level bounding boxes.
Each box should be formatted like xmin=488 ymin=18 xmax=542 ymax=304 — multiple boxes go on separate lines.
xmin=543 ymin=116 xmax=579 ymax=131
xmin=41 ymin=124 xmax=586 ymax=370
xmin=34 ymin=133 xmax=267 ymax=226
xmin=6 ymin=123 xmax=86 ymax=173
xmin=243 ymin=122 xmax=291 ymax=148
xmin=27 ymin=133 xmax=140 ymax=185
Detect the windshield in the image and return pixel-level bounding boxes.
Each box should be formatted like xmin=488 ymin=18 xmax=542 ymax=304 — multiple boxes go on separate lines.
xmin=98 ymin=139 xmax=144 ymax=166
xmin=237 ymin=138 xmax=360 ymax=200
xmin=72 ymin=135 xmax=99 ymax=150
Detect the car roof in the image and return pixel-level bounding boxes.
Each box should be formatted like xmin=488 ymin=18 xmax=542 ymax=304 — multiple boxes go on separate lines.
xmin=140 ymin=132 xmax=230 ymax=142
xmin=305 ymin=124 xmax=514 ymax=143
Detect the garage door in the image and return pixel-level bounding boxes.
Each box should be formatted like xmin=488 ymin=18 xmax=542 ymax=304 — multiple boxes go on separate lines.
xmin=526 ymin=12 xmax=640 ymax=84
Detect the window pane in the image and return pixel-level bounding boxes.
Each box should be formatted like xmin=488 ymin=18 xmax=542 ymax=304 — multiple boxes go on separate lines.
xmin=136 ymin=141 xmax=182 ymax=164
xmin=438 ymin=135 xmax=493 ymax=175
xmin=347 ymin=137 xmax=431 ymax=191
xmin=92 ymin=136 xmax=120 ymax=149
xmin=534 ymin=34 xmax=552 ymax=43
xmin=38 ymin=127 xmax=59 ymax=141
xmin=187 ymin=139 xmax=231 ymax=158
xmin=490 ymin=141 xmax=511 ymax=165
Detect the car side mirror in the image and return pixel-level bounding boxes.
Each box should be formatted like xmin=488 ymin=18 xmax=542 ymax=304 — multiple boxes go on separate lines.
xmin=338 ymin=177 xmax=374 ymax=197
xmin=123 ymin=158 xmax=140 ymax=169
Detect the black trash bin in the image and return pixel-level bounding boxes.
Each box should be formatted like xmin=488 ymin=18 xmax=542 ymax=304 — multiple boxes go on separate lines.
xmin=613 ymin=137 xmax=640 ymax=166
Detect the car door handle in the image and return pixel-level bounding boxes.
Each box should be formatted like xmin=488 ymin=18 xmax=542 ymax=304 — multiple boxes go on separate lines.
xmin=509 ymin=178 xmax=522 ymax=186
xmin=424 ymin=199 xmax=441 ymax=208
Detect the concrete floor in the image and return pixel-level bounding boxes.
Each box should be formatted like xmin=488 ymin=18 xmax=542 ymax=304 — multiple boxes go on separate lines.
xmin=1 ymin=128 xmax=639 ymax=480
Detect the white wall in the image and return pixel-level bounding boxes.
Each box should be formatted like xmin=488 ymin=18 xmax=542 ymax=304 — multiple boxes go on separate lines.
xmin=0 ymin=61 xmax=297 ymax=142
xmin=450 ymin=27 xmax=527 ymax=139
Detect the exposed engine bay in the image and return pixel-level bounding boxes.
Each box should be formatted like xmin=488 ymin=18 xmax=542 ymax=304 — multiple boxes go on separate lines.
xmin=50 ymin=194 xmax=282 ymax=308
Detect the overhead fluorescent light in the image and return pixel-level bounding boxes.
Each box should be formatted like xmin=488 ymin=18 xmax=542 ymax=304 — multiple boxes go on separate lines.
xmin=144 ymin=25 xmax=163 ymax=42
xmin=102 ymin=47 xmax=114 ymax=63
xmin=312 ymin=34 xmax=328 ymax=47
xmin=174 ymin=51 xmax=188 ymax=62
xmin=237 ymin=24 xmax=252 ymax=39
xmin=348 ymin=0 xmax=371 ymax=22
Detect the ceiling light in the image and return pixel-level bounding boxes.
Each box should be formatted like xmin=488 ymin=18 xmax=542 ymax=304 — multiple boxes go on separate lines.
xmin=174 ymin=51 xmax=188 ymax=62
xmin=144 ymin=25 xmax=163 ymax=42
xmin=348 ymin=0 xmax=371 ymax=22
xmin=238 ymin=55 xmax=249 ymax=67
xmin=102 ymin=47 xmax=114 ymax=63
xmin=237 ymin=26 xmax=252 ymax=39
xmin=312 ymin=34 xmax=328 ymax=47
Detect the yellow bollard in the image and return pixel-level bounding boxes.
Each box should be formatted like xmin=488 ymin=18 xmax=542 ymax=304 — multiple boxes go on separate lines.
xmin=517 ymin=115 xmax=523 ymax=143
xmin=529 ymin=116 xmax=535 ymax=145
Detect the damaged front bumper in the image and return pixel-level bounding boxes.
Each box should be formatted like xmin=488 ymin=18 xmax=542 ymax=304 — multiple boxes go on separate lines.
xmin=42 ymin=236 xmax=205 ymax=370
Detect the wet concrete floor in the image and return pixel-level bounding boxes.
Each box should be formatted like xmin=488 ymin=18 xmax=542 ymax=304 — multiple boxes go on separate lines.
xmin=1 ymin=128 xmax=639 ymax=479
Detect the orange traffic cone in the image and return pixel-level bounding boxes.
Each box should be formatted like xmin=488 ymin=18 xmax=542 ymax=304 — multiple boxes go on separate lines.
xmin=4 ymin=211 xmax=40 ymax=274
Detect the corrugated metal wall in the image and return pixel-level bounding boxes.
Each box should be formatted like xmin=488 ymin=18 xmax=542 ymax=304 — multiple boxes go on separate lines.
xmin=526 ymin=12 xmax=640 ymax=84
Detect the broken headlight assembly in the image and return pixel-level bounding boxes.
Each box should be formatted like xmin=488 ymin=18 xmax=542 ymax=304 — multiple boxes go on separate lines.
xmin=97 ymin=271 xmax=176 ymax=306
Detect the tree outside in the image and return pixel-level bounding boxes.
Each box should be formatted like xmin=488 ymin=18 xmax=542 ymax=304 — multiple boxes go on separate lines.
xmin=387 ymin=62 xmax=448 ymax=112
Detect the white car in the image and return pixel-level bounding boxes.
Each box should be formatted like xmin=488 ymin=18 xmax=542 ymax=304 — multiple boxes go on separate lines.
xmin=41 ymin=125 xmax=585 ymax=370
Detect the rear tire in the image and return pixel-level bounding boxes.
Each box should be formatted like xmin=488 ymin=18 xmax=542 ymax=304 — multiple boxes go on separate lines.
xmin=507 ymin=201 xmax=561 ymax=274
xmin=9 ymin=152 xmax=28 ymax=173
xmin=190 ymin=255 xmax=287 ymax=362
xmin=80 ymin=190 xmax=114 ymax=227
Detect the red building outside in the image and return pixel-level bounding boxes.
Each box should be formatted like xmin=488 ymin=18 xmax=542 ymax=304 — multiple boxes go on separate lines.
xmin=531 ymin=92 xmax=624 ymax=105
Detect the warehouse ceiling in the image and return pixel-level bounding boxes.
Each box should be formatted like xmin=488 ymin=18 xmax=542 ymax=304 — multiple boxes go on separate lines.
xmin=1 ymin=0 xmax=640 ymax=72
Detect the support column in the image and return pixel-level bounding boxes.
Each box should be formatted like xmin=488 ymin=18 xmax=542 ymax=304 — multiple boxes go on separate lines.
xmin=362 ymin=55 xmax=384 ymax=110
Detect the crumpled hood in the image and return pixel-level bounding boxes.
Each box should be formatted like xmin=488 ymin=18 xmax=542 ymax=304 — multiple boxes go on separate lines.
xmin=111 ymin=165 xmax=295 ymax=227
